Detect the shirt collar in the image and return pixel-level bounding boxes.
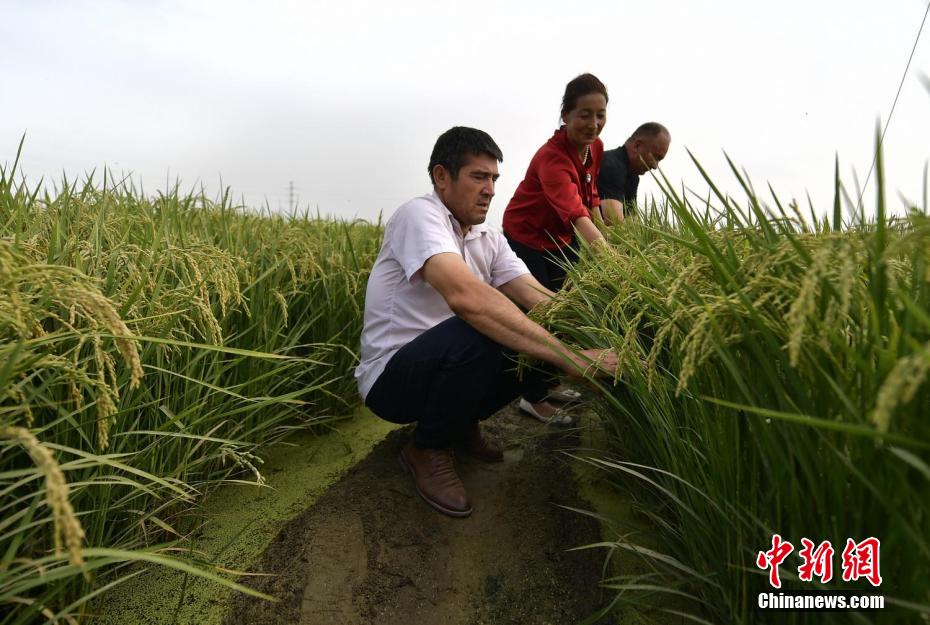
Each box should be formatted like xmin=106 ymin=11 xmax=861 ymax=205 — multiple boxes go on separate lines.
xmin=552 ymin=127 xmax=595 ymax=174
xmin=430 ymin=190 xmax=487 ymax=240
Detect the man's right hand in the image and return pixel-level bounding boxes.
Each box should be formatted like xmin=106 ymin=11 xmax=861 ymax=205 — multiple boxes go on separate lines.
xmin=564 ymin=348 xmax=622 ymax=379
xmin=423 ymin=253 xmax=628 ymax=381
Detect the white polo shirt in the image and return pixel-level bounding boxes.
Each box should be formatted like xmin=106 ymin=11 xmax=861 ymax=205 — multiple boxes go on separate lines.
xmin=355 ymin=191 xmax=530 ymax=400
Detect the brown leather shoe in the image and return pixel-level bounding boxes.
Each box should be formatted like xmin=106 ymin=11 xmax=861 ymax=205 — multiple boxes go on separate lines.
xmin=457 ymin=424 xmax=503 ymax=463
xmin=399 ymin=441 xmax=472 ymax=517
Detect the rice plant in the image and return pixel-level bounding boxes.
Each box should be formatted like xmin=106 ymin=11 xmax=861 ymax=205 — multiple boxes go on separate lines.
xmin=0 ymin=145 xmax=382 ymax=623
xmin=549 ymin=143 xmax=930 ymax=624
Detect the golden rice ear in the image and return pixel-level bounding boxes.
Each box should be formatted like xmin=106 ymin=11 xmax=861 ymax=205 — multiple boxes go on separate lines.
xmin=0 ymin=427 xmax=85 ymax=567
xmin=871 ymin=343 xmax=930 ymax=433
xmin=62 ymin=286 xmax=144 ymax=390
xmin=785 ymin=243 xmax=834 ymax=368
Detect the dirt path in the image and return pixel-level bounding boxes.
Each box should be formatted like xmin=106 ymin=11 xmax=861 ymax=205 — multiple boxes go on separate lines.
xmin=225 ymin=404 xmax=615 ymax=625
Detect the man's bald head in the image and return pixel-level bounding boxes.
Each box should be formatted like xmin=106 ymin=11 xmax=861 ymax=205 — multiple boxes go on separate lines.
xmin=625 ymin=122 xmax=671 ymax=176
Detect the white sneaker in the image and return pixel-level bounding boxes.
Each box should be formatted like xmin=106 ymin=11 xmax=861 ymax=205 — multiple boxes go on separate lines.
xmin=518 ymin=398 xmax=573 ymax=426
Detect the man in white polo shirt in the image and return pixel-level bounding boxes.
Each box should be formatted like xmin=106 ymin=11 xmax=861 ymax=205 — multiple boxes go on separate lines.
xmin=356 ymin=126 xmax=618 ymax=518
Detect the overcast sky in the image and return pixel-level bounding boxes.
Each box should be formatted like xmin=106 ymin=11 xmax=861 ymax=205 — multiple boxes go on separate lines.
xmin=3 ymin=0 xmax=929 ymax=226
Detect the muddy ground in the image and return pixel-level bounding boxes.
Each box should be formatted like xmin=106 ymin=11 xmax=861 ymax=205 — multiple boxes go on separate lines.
xmin=225 ymin=403 xmax=618 ymax=625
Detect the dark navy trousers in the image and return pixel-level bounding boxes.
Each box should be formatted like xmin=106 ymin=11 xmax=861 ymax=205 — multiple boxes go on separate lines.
xmin=503 ymin=234 xmax=577 ymax=400
xmin=365 ymin=316 xmax=548 ymax=449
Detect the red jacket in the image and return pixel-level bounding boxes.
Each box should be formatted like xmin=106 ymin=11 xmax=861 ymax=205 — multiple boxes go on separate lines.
xmin=503 ymin=127 xmax=603 ymax=251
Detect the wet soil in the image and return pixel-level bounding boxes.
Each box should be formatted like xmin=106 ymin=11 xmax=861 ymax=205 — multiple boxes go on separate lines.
xmin=224 ymin=404 xmax=615 ymax=625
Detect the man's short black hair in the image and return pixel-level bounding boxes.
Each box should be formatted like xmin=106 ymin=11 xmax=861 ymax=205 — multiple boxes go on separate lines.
xmin=428 ymin=126 xmax=503 ymax=185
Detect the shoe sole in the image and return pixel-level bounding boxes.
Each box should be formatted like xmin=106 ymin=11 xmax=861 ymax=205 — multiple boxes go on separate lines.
xmin=398 ymin=451 xmax=473 ymax=518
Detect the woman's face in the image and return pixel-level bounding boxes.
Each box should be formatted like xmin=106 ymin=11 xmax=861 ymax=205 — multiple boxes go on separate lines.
xmin=562 ymin=92 xmax=607 ymax=149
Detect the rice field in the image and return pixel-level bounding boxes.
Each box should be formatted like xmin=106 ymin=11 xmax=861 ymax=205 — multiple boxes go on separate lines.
xmin=546 ymin=150 xmax=930 ymax=623
xmin=0 ymin=145 xmax=382 ymax=624
xmin=2 ymin=137 xmax=929 ymax=624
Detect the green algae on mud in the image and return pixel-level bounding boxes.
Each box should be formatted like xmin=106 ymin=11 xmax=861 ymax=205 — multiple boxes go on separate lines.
xmin=573 ymin=408 xmax=690 ymax=625
xmin=91 ymin=408 xmax=399 ymax=625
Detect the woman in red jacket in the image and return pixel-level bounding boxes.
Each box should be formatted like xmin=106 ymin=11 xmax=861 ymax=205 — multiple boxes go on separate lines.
xmin=504 ymin=73 xmax=608 ymax=292
xmin=503 ymin=73 xmax=609 ymax=424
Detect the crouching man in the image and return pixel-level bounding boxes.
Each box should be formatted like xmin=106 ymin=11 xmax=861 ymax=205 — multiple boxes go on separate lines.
xmin=355 ymin=126 xmax=618 ymax=517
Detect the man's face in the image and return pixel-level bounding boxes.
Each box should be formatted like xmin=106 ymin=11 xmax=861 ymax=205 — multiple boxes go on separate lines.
xmin=629 ymin=132 xmax=671 ymax=176
xmin=433 ymin=153 xmax=499 ymax=230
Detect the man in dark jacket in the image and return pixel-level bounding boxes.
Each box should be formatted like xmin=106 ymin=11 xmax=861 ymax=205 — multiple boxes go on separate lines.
xmin=597 ymin=122 xmax=671 ymax=223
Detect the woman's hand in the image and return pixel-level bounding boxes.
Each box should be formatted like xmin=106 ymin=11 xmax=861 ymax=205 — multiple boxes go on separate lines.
xmin=599 ymin=199 xmax=624 ymax=226
xmin=572 ymin=215 xmax=606 ymax=247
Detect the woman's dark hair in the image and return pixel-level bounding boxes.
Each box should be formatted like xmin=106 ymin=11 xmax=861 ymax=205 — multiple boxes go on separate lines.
xmin=561 ymin=73 xmax=608 ymax=118
xmin=428 ymin=126 xmax=503 ymax=184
